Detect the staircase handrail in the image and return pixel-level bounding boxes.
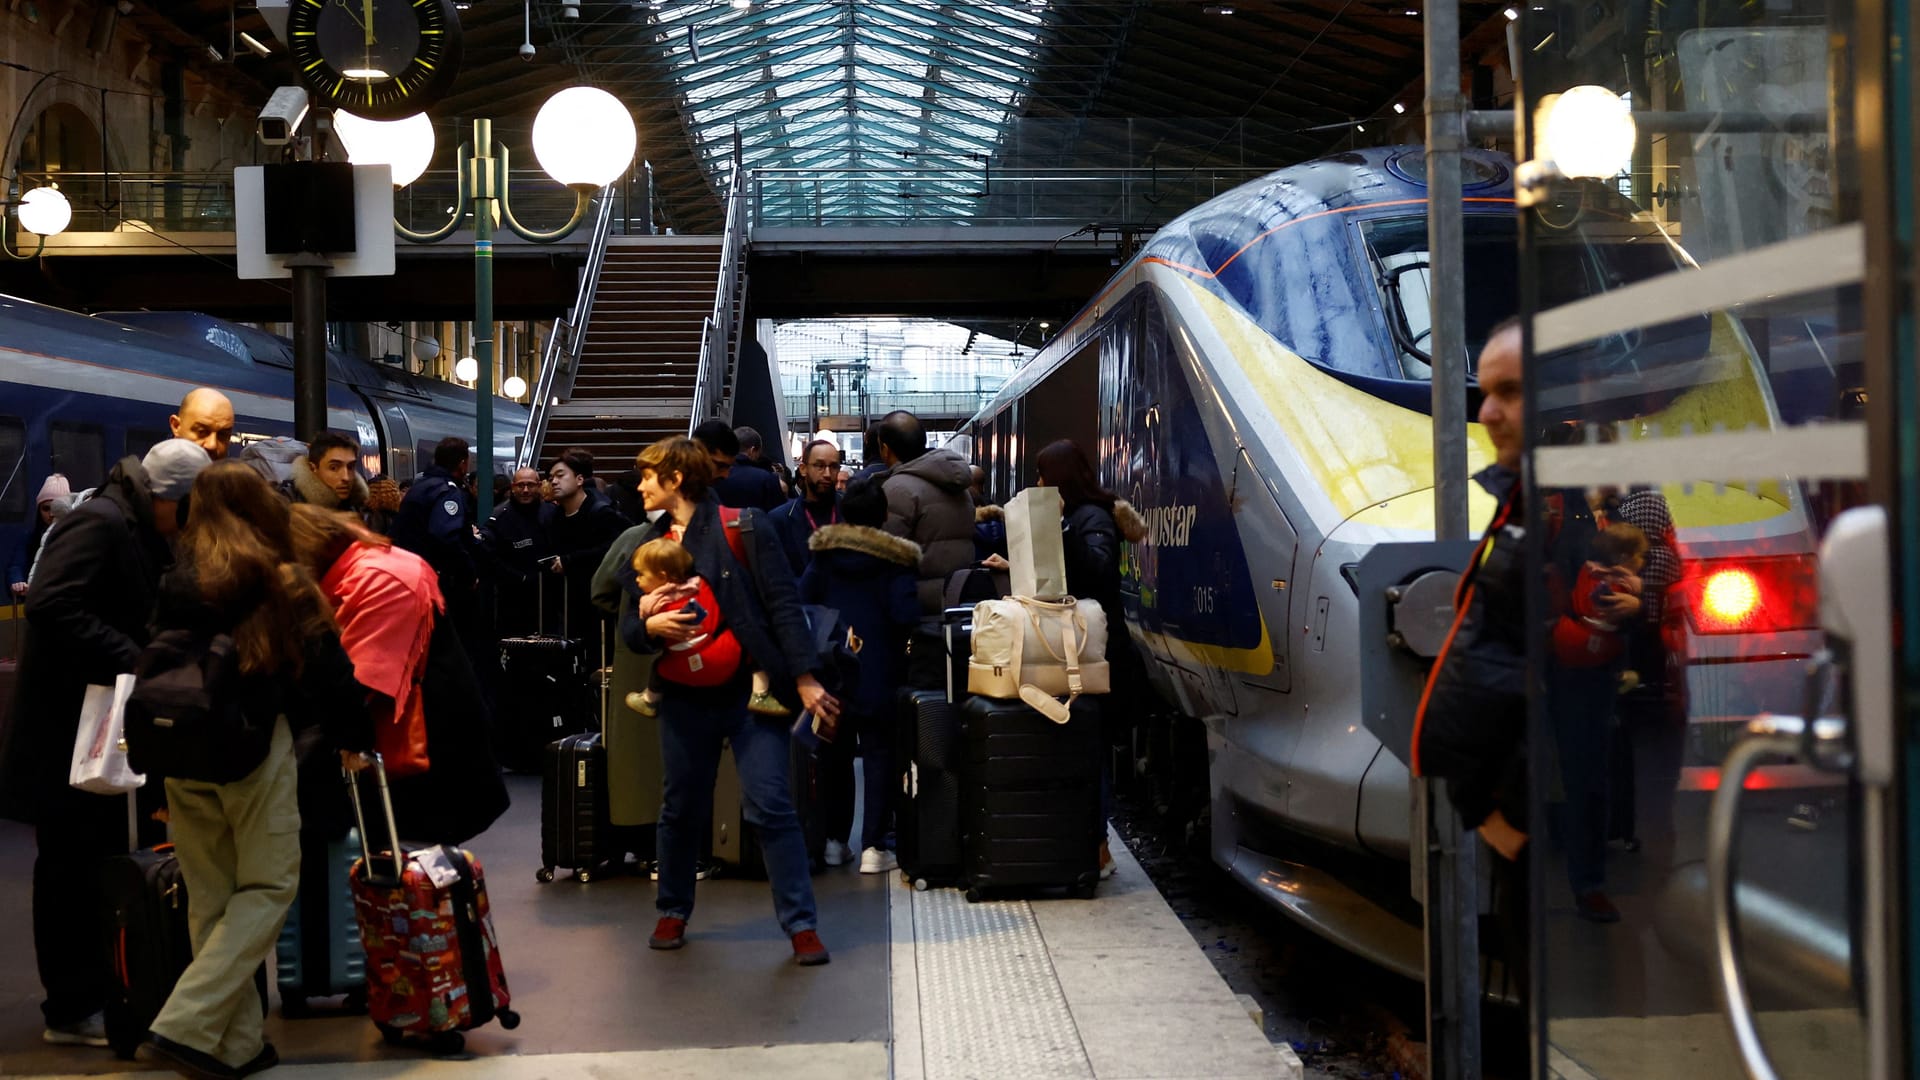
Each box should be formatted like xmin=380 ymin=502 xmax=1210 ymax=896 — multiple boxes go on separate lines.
xmin=520 ymin=188 xmax=615 ymax=469
xmin=689 ymin=160 xmax=748 ymax=433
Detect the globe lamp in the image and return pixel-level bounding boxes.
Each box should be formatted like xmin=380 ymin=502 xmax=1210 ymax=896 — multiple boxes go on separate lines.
xmin=336 ymin=111 xmax=437 ymax=187
xmin=455 ymin=356 xmax=479 ymax=382
xmin=1539 ymin=85 xmax=1636 ymax=180
xmin=502 ymin=375 xmax=528 ymax=398
xmin=17 ymin=186 xmax=72 ymax=236
xmin=532 ymin=87 xmax=637 ymax=187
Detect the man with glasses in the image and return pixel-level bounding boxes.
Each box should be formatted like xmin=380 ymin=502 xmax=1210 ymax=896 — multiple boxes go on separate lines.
xmin=484 ymin=467 xmax=557 ymax=636
xmin=769 ymin=439 xmax=844 ymax=575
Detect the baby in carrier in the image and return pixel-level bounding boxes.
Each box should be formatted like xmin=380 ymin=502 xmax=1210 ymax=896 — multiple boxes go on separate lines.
xmin=623 ymin=538 xmax=743 ymax=717
xmin=1552 ymin=521 xmax=1649 ymax=673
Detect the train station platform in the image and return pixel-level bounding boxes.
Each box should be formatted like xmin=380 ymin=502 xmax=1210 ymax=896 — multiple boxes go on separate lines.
xmin=0 ymin=776 xmax=1300 ymax=1080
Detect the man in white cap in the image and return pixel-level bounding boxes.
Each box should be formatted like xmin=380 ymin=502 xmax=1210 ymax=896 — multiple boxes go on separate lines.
xmin=8 ymin=475 xmax=71 ymax=599
xmin=0 ymin=439 xmax=211 ymax=1049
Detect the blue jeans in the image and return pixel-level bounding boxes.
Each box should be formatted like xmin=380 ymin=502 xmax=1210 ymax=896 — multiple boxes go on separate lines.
xmin=655 ymin=680 xmax=818 ymax=935
xmin=1549 ymin=668 xmax=1614 ymax=898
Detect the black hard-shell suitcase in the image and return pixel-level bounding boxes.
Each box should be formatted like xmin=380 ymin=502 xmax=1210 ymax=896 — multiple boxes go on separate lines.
xmin=958 ymin=695 xmax=1103 ymax=901
xmin=495 ymin=577 xmax=593 ymax=773
xmin=538 ymin=732 xmax=614 ymax=883
xmin=275 ymin=830 xmax=367 ymax=1016
xmin=101 ymin=845 xmax=193 ymax=1059
xmin=895 ymin=689 xmax=963 ymax=890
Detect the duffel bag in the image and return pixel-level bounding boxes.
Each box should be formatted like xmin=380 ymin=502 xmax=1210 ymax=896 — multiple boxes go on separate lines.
xmin=967 ymin=595 xmax=1110 ymax=722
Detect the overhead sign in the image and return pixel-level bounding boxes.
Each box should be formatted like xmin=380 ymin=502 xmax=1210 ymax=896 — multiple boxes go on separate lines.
xmin=235 ymin=163 xmax=396 ymax=280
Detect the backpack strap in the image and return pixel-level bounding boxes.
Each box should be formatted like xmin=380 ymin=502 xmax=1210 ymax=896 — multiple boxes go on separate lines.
xmin=719 ymin=506 xmax=750 ymax=567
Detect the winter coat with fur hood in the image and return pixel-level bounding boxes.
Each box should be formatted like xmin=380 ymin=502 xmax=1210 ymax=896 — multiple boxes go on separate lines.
xmin=881 ymin=447 xmax=975 ymax=613
xmin=281 ymin=454 xmax=371 ymax=514
xmin=798 ymin=524 xmax=921 ymax=718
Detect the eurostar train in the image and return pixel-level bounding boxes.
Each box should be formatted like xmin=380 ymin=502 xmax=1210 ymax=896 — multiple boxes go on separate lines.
xmin=967 ymin=146 xmax=1832 ymax=975
xmin=0 ymin=293 xmax=527 ymax=586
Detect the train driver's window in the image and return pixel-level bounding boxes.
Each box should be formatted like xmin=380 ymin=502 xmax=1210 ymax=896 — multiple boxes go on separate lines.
xmin=49 ymin=422 xmax=106 ymax=493
xmin=0 ymin=417 xmax=26 ymax=523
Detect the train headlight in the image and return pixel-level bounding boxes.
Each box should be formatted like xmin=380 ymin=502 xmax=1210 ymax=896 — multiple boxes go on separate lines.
xmin=17 ymin=186 xmax=71 ymax=236
xmin=1537 ymin=85 xmax=1636 ymax=180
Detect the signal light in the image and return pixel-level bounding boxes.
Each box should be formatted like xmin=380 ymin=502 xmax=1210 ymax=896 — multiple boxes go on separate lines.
xmin=1681 ymin=556 xmax=1818 ymax=635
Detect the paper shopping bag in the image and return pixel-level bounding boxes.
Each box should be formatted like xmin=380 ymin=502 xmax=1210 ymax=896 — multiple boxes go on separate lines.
xmin=71 ymin=674 xmax=145 ymax=795
xmin=1006 ymin=486 xmax=1069 ymax=599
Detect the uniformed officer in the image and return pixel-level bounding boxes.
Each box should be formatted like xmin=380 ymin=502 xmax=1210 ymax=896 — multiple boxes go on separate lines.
xmin=391 ymin=438 xmax=495 ymax=707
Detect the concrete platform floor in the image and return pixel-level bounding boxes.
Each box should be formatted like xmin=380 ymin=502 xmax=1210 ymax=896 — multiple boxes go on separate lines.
xmin=0 ymin=774 xmax=1299 ymax=1079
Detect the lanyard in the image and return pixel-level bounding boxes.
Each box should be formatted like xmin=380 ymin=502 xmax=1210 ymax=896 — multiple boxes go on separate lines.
xmin=803 ymin=502 xmax=839 ymax=532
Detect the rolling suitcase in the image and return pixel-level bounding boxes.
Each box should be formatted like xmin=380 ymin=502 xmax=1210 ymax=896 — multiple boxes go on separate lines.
xmin=895 ymin=689 xmax=963 ymax=891
xmin=710 ymin=736 xmax=824 ymax=878
xmin=275 ymin=830 xmax=367 ymax=1016
xmin=958 ymin=694 xmax=1103 ymax=901
xmin=346 ymin=755 xmax=520 ymax=1054
xmin=496 ymin=577 xmax=592 ymax=773
xmin=101 ymin=844 xmax=193 ymax=1059
xmin=538 ymin=732 xmax=613 ymax=883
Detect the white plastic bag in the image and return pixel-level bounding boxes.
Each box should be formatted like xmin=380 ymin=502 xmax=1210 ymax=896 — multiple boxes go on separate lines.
xmin=1005 ymin=486 xmax=1069 ymax=600
xmin=967 ymin=595 xmax=1110 ymax=721
xmin=70 ymin=675 xmax=145 ymax=795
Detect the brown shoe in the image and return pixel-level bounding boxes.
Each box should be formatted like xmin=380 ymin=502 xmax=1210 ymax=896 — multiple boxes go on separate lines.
xmin=649 ymin=916 xmax=687 ymax=949
xmin=791 ymin=929 xmax=831 ymax=966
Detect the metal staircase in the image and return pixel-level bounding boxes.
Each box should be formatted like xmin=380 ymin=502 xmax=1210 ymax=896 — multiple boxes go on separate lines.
xmin=523 ymin=164 xmax=748 ymax=475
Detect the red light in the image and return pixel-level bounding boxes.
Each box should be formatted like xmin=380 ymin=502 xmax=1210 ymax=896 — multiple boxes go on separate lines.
xmin=1700 ymin=568 xmax=1762 ymax=628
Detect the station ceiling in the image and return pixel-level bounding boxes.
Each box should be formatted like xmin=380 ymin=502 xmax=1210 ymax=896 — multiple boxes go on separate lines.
xmin=152 ymin=0 xmax=1508 ymax=232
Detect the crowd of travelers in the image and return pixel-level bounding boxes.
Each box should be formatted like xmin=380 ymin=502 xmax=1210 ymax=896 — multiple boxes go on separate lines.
xmin=0 ymin=382 xmax=1150 ymax=1076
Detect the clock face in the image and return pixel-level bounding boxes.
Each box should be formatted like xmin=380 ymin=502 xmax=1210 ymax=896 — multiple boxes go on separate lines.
xmin=286 ymin=0 xmax=463 ymax=121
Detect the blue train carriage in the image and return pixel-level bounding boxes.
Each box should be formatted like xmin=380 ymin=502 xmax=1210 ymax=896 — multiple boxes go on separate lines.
xmin=0 ymin=294 xmax=526 ymax=641
xmin=968 ymin=145 xmax=1817 ymax=971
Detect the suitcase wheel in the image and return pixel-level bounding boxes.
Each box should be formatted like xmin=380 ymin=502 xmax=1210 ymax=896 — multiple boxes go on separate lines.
xmin=913 ymin=877 xmax=930 ymax=892
xmin=498 ymin=1008 xmax=522 ymax=1030
xmin=1072 ymin=883 xmax=1098 ymax=900
xmin=534 ymin=866 xmax=555 ymax=884
xmin=378 ymin=1023 xmax=405 ymax=1047
xmin=344 ymin=988 xmax=369 ymax=1014
xmin=964 ymin=887 xmax=984 ymax=904
xmin=574 ymin=868 xmax=594 ymax=884
xmin=429 ymin=1031 xmax=465 ymax=1056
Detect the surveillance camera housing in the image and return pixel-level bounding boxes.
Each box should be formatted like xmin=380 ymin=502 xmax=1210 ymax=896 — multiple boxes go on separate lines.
xmin=519 ymin=41 xmax=537 ymax=60
xmin=562 ymin=1 xmax=580 ymax=16
xmin=256 ymin=85 xmax=311 ymax=147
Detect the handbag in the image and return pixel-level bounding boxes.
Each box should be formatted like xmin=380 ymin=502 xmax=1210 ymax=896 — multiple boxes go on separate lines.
xmin=71 ymin=674 xmax=145 ymax=794
xmin=1005 ymin=487 xmax=1070 ymax=600
xmin=967 ymin=596 xmax=1110 ymax=722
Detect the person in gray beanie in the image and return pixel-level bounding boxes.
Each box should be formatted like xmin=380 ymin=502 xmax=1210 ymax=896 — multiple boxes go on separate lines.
xmin=0 ymin=437 xmax=211 ymax=1048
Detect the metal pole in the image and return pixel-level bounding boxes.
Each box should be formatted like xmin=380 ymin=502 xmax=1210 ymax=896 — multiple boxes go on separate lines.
xmin=290 ymin=256 xmax=329 ymax=441
xmin=1424 ymin=0 xmax=1482 ymax=1077
xmin=473 ymin=118 xmax=497 ymax=521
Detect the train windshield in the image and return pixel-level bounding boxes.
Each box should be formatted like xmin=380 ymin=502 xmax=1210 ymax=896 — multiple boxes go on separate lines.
xmin=1362 ymin=212 xmax=1694 ymax=388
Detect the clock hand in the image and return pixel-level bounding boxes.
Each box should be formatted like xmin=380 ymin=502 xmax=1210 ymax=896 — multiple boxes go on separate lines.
xmin=333 ymin=0 xmax=366 ymax=33
xmin=363 ymin=0 xmax=375 ymax=47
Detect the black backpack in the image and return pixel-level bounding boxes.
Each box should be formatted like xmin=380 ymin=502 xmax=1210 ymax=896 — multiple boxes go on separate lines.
xmin=125 ymin=629 xmax=273 ymax=785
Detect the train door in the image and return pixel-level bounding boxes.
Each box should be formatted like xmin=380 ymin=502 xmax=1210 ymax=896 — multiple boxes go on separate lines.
xmin=1518 ymin=3 xmax=1898 ymax=1076
xmin=372 ymin=403 xmax=416 ymax=483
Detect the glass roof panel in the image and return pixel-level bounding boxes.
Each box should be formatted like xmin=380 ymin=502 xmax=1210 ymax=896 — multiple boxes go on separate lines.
xmin=649 ymin=0 xmax=1048 ymax=221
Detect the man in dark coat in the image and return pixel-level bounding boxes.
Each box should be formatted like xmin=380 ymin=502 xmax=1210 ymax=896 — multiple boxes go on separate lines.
xmin=546 ymin=448 xmax=631 ymax=648
xmin=279 ymin=430 xmax=372 ymax=519
xmin=484 ymin=467 xmax=558 ymax=637
xmin=392 ymin=437 xmax=490 ymax=700
xmin=0 ymin=439 xmax=211 ymax=1046
xmin=767 ymin=438 xmax=843 ymax=575
xmin=873 ymin=411 xmax=976 ymax=612
xmin=696 ymin=420 xmax=784 ymax=512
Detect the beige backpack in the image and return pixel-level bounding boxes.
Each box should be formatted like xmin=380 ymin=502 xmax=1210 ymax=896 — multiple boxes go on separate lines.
xmin=967 ymin=596 xmax=1110 ymax=722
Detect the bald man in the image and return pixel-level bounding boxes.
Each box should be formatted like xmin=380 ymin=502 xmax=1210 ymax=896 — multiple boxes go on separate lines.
xmin=169 ymin=388 xmax=236 ymax=461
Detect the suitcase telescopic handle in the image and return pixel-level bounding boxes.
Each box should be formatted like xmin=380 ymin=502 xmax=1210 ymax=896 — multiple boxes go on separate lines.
xmin=343 ymin=753 xmax=406 ymax=881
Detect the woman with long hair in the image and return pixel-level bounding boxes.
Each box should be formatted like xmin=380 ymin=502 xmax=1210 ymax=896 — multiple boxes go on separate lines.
xmin=138 ymin=462 xmax=371 ymax=1079
xmin=1033 ymin=439 xmax=1148 ymax=879
xmin=288 ymin=505 xmax=508 ymax=847
xmin=617 ymin=437 xmax=841 ymax=965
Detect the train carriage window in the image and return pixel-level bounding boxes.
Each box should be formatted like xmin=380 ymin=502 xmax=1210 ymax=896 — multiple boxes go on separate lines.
xmin=124 ymin=427 xmax=169 ymax=462
xmin=50 ymin=423 xmax=106 ymax=492
xmin=0 ymin=417 xmax=26 ymax=523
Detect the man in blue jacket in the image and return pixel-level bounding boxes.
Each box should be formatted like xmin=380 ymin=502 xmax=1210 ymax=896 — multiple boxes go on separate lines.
xmin=696 ymin=420 xmax=784 ymax=512
xmin=767 ymin=438 xmax=843 ymax=575
xmin=392 ymin=437 xmax=491 ymax=698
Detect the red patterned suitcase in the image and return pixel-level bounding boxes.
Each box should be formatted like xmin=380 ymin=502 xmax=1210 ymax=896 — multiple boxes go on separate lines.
xmin=346 ymin=756 xmax=520 ymax=1053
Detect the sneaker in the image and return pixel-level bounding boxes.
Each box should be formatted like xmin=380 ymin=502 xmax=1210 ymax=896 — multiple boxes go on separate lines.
xmin=236 ymin=1043 xmax=279 ymax=1077
xmin=42 ymin=1012 xmax=109 ymax=1048
xmin=137 ymin=1034 xmax=239 ymax=1080
xmin=649 ymin=916 xmax=687 ymax=950
xmin=1575 ymin=890 xmax=1622 ymax=924
xmin=1098 ymin=840 xmax=1116 ymax=881
xmin=624 ymin=691 xmax=657 ymax=717
xmin=823 ymin=839 xmax=851 ymax=867
xmin=747 ymin=691 xmax=791 ymax=717
xmin=859 ymin=847 xmax=899 ymax=874
xmin=791 ymin=929 xmax=831 ymax=966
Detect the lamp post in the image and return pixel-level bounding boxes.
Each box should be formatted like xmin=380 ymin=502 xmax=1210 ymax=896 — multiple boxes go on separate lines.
xmin=3 ymin=183 xmax=73 ymax=258
xmin=340 ymin=87 xmax=636 ymax=519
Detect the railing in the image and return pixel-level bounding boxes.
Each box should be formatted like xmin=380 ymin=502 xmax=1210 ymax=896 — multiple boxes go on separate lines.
xmin=518 ymin=190 xmax=614 ymax=470
xmin=749 ymin=166 xmax=1274 ymax=228
xmin=689 ymin=159 xmax=748 ymax=430
xmin=783 ymin=388 xmax=1004 ymax=424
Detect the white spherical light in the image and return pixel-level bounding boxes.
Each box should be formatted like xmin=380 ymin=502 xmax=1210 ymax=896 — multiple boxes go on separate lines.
xmin=17 ymin=186 xmax=71 ymax=236
xmin=335 ymin=110 xmax=437 ymax=187
xmin=454 ymin=356 xmax=479 ymax=382
xmin=502 ymin=375 xmax=528 ymax=398
xmin=412 ymin=336 xmax=441 ymax=364
xmin=533 ymin=87 xmax=636 ymax=187
xmin=1539 ymin=85 xmax=1636 ymax=180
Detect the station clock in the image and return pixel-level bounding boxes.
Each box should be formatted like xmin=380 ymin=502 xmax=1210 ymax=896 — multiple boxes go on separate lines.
xmin=285 ymin=0 xmax=464 ymax=121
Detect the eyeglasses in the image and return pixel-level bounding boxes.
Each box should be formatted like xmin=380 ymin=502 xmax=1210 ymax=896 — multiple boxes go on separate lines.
xmin=511 ymin=481 xmax=540 ymax=489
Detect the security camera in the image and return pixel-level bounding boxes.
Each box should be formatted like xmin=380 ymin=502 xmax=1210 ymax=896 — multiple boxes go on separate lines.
xmin=519 ymin=41 xmax=537 ymax=60
xmin=256 ymin=86 xmax=310 ymax=147
xmin=561 ymin=1 xmax=580 ymax=16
